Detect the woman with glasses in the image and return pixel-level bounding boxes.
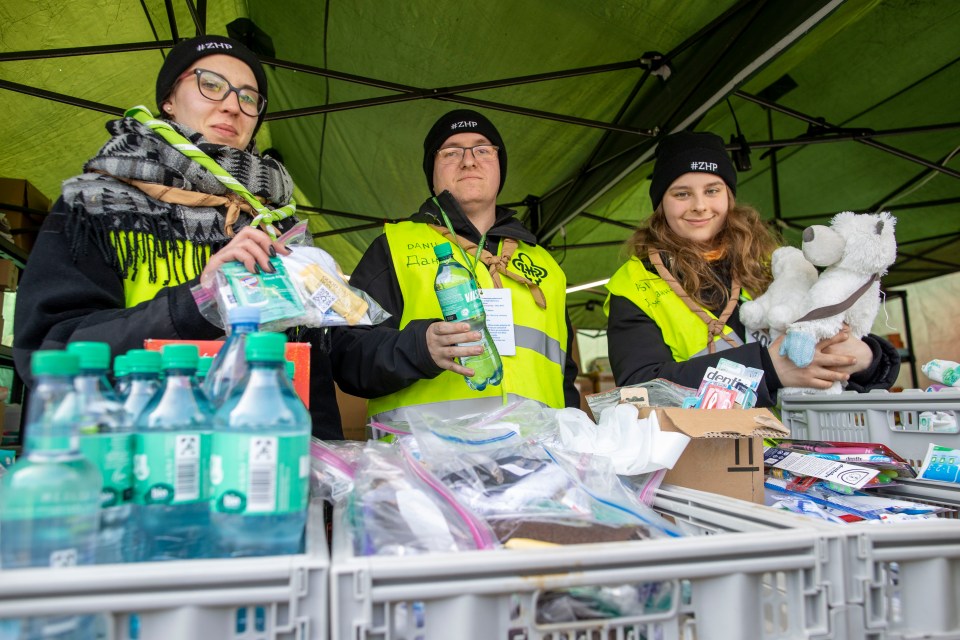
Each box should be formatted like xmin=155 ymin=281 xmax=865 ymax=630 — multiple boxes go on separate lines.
xmin=14 ymin=35 xmax=343 ymax=437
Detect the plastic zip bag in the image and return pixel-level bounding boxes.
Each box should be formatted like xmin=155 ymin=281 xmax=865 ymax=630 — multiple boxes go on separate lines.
xmin=193 ymin=221 xmax=390 ymax=331
xmin=347 ymin=441 xmax=497 ymax=556
xmin=309 ymin=438 xmax=363 ymax=503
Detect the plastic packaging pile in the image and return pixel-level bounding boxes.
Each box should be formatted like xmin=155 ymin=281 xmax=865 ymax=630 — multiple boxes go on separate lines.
xmin=193 ymin=221 xmax=391 ymax=331
xmin=763 ymin=439 xmax=951 ymax=523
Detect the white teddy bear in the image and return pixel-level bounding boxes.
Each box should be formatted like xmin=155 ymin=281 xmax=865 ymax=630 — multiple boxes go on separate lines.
xmin=780 ymin=211 xmax=897 ymax=394
xmin=740 ymin=246 xmax=819 ymax=344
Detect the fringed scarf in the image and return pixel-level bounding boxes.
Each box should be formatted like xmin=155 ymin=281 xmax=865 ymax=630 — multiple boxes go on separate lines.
xmin=61 ymin=115 xmax=294 ymax=285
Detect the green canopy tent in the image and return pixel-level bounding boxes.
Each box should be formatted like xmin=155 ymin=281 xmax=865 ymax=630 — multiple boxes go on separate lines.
xmin=2 ymin=0 xmax=958 ymax=347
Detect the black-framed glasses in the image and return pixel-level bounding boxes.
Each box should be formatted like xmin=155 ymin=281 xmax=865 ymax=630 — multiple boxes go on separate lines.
xmin=180 ymin=68 xmax=267 ymax=117
xmin=435 ymin=144 xmax=500 ymax=165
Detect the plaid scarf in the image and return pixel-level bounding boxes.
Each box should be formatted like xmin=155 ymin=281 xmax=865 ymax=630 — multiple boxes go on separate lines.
xmin=61 ymin=115 xmax=294 ymax=284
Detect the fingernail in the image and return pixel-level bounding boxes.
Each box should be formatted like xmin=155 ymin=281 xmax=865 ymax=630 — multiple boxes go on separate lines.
xmin=254 ymin=264 xmax=263 ymax=274
xmin=269 ymin=246 xmax=277 ymax=257
xmin=266 ymin=263 xmax=277 ymax=274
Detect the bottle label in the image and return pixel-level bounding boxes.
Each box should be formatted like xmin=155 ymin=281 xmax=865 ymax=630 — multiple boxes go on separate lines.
xmin=210 ymin=433 xmax=309 ymax=515
xmin=436 ymin=281 xmax=485 ymax=324
xmin=132 ymin=432 xmax=211 ymax=505
xmin=80 ymin=433 xmax=133 ymax=508
xmin=1 ymin=488 xmax=100 ymax=521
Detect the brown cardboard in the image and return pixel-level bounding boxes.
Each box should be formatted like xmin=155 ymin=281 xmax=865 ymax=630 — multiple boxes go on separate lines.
xmin=638 ymin=407 xmax=789 ymax=503
xmin=0 ymin=177 xmax=51 ymax=253
xmin=0 ymin=260 xmax=17 ymax=291
xmin=336 ymin=384 xmax=368 ymax=441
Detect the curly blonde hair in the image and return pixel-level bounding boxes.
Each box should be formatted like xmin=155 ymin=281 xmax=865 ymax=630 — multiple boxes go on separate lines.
xmin=627 ymin=192 xmax=780 ymax=309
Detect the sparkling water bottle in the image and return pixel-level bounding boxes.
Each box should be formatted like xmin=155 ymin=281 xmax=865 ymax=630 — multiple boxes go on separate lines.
xmin=211 ymin=332 xmax=310 ymax=557
xmin=133 ymin=344 xmax=213 ymax=561
xmin=0 ymin=350 xmax=101 ymax=639
xmin=203 ymin=306 xmax=261 ymax=407
xmin=67 ymin=342 xmax=133 ymax=565
xmin=196 ymin=356 xmax=214 ymax=385
xmin=433 ymin=242 xmax=503 ymax=390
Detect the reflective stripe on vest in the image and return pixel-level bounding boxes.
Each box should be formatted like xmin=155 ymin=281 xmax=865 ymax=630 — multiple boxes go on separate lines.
xmin=603 ymin=256 xmax=751 ymax=362
xmin=115 ymin=232 xmax=204 ymax=308
xmin=367 ymin=222 xmax=567 ymax=418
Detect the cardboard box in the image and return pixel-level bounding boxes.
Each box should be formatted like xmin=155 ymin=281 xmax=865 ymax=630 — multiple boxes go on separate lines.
xmin=638 ymin=407 xmax=789 ymax=503
xmin=335 ymin=384 xmax=368 ymax=441
xmin=144 ymin=339 xmax=311 ymax=407
xmin=0 ymin=177 xmax=51 ymax=253
xmin=0 ymin=261 xmax=16 ymax=291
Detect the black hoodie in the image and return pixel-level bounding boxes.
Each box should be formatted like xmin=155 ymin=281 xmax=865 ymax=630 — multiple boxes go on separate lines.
xmin=330 ymin=191 xmax=580 ymax=405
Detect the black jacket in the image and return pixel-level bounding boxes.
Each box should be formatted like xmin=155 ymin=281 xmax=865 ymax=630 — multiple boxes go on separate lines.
xmin=606 ymin=265 xmax=901 ymax=407
xmin=331 ymin=191 xmax=581 ymax=407
xmin=14 ymin=197 xmax=343 ymax=439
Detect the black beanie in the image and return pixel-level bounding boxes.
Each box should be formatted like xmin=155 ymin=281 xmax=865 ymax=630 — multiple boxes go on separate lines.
xmin=422 ymin=109 xmax=507 ymax=194
xmin=156 ymin=35 xmax=269 ymax=136
xmin=648 ymin=131 xmax=737 ymax=210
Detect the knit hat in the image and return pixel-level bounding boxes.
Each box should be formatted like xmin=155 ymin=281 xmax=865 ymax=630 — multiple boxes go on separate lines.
xmin=649 ymin=131 xmax=736 ymax=210
xmin=422 ymin=109 xmax=507 ymax=194
xmin=156 ymin=35 xmax=268 ymax=136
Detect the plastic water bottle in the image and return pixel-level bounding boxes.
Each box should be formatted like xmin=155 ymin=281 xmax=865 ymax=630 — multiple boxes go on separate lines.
xmin=113 ymin=353 xmax=131 ymax=399
xmin=133 ymin=344 xmax=213 ymax=561
xmin=0 ymin=350 xmax=101 ymax=639
xmin=433 ymin=242 xmax=503 ymax=390
xmin=203 ymin=306 xmax=261 ymax=407
xmin=67 ymin=342 xmax=133 ymax=565
xmin=211 ymin=332 xmax=310 ymax=557
xmin=196 ymin=356 xmax=214 ymax=385
xmin=123 ymin=350 xmax=162 ymax=424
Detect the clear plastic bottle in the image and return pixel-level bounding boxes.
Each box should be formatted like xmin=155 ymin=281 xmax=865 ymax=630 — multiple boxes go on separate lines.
xmin=0 ymin=350 xmax=101 ymax=639
xmin=211 ymin=332 xmax=310 ymax=557
xmin=203 ymin=306 xmax=261 ymax=407
xmin=123 ymin=350 xmax=162 ymax=424
xmin=196 ymin=356 xmax=214 ymax=385
xmin=113 ymin=353 xmax=131 ymax=400
xmin=67 ymin=341 xmax=133 ymax=566
xmin=433 ymin=242 xmax=503 ymax=390
xmin=133 ymin=344 xmax=213 ymax=561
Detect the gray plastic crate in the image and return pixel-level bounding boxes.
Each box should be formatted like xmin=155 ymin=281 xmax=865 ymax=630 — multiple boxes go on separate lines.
xmin=0 ymin=501 xmax=329 ymax=640
xmin=330 ymin=484 xmax=846 ymax=640
xmin=837 ymin=480 xmax=960 ymax=639
xmin=780 ymin=389 xmax=960 ymax=468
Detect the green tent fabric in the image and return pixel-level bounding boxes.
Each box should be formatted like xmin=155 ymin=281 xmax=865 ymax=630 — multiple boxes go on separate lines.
xmin=1 ymin=0 xmax=958 ymax=332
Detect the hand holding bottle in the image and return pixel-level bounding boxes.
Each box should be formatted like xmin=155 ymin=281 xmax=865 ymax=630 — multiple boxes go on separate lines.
xmin=426 ymin=321 xmax=484 ymax=376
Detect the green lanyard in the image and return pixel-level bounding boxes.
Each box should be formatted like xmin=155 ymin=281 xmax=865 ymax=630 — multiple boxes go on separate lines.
xmin=434 ymin=197 xmax=487 ymax=281
xmin=126 ymin=105 xmax=296 ymax=239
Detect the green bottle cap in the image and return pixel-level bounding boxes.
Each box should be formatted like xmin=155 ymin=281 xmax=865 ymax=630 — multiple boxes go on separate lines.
xmin=245 ymin=332 xmax=287 ymax=362
xmin=161 ymin=344 xmax=199 ymax=370
xmin=285 ymin=359 xmax=296 ymax=380
xmin=66 ymin=341 xmax=111 ymax=370
xmin=113 ymin=354 xmax=130 ymax=378
xmin=126 ymin=349 xmax=162 ymax=374
xmin=32 ymin=350 xmax=80 ymax=377
xmin=197 ymin=356 xmax=214 ymax=378
xmin=433 ymin=242 xmax=454 ymax=259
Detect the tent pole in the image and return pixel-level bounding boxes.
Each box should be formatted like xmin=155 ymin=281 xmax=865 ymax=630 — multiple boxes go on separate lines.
xmin=767 ymin=109 xmax=782 ymax=220
xmin=0 ymin=79 xmax=122 ymax=116
xmin=735 ymin=91 xmax=960 ymax=180
xmin=787 ymin=196 xmax=960 ymax=223
xmin=0 ymin=41 xmax=174 ymax=62
xmin=164 ymin=0 xmax=179 ymax=43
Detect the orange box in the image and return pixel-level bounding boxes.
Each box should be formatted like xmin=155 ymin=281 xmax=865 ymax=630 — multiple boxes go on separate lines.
xmin=144 ymin=339 xmax=311 ymax=407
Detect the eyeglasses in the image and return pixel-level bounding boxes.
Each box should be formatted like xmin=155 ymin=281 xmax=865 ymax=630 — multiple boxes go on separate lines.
xmin=179 ymin=68 xmax=266 ymax=117
xmin=435 ymin=144 xmax=500 ymax=165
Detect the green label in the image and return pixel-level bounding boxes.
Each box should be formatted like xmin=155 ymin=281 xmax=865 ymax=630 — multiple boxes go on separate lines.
xmin=80 ymin=433 xmax=133 ymax=508
xmin=133 ymin=432 xmax=211 ymax=505
xmin=436 ymin=281 xmax=484 ymax=322
xmin=210 ymin=433 xmax=309 ymax=515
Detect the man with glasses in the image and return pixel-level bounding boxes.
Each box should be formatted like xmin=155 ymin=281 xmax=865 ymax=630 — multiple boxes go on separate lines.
xmin=332 ymin=109 xmax=580 ymax=422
